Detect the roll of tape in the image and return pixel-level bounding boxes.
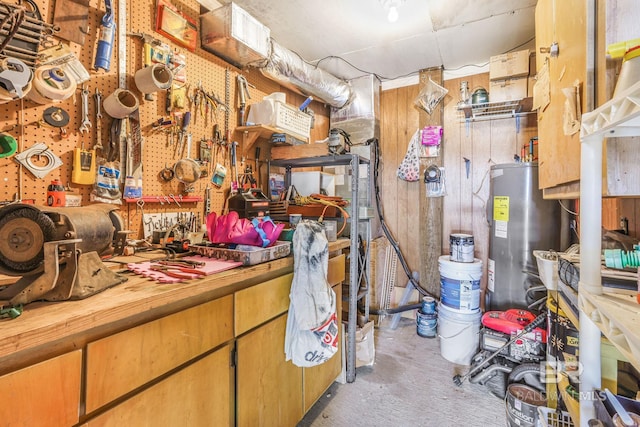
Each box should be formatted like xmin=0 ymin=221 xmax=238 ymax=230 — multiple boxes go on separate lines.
xmin=134 ymin=63 xmax=173 ymax=94
xmin=0 ymin=133 xmax=17 ymax=158
xmin=103 ymin=88 xmax=139 ymax=118
xmin=29 ymin=66 xmax=77 ymax=103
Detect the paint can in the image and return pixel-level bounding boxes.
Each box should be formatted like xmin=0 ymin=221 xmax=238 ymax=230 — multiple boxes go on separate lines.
xmin=437 ymin=303 xmax=481 ymax=365
xmin=450 ymin=233 xmax=475 ymax=263
xmin=439 ymin=255 xmax=482 ymax=312
xmin=505 ymin=384 xmax=546 ymax=427
xmin=416 ymin=310 xmax=437 ymax=338
xmin=421 ymin=296 xmax=436 ymax=314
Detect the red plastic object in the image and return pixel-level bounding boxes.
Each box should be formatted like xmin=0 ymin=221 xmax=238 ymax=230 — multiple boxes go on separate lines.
xmin=482 ymin=309 xmax=547 ymax=342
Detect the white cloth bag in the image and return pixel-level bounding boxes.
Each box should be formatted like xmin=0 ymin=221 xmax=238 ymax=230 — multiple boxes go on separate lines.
xmin=284 ymin=220 xmax=339 ymax=367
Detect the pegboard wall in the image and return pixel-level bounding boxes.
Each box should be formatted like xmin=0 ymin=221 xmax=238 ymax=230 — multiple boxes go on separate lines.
xmin=0 ymin=0 xmax=330 ymax=239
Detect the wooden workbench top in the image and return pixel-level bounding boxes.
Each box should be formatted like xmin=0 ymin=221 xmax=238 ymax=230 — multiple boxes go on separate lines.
xmin=0 ymin=238 xmax=350 ymax=373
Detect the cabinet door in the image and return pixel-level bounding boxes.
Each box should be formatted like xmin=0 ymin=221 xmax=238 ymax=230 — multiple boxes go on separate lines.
xmin=535 ymin=0 xmax=586 ymax=190
xmin=303 ymin=254 xmax=345 ymax=411
xmin=84 ymin=344 xmax=233 ymax=427
xmin=0 ymin=350 xmax=81 ymax=427
xmin=237 ymin=313 xmax=303 ymax=427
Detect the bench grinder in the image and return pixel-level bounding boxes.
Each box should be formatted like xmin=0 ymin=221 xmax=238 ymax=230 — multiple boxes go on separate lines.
xmin=0 ymin=203 xmax=127 ymax=306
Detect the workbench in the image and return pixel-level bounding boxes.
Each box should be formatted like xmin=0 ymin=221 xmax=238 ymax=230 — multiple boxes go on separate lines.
xmin=0 ymin=239 xmax=349 ymax=427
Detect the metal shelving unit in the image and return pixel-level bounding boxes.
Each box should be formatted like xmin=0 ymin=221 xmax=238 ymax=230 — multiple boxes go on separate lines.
xmin=578 ymin=79 xmax=640 ymax=423
xmin=270 ymin=153 xmax=371 ymax=383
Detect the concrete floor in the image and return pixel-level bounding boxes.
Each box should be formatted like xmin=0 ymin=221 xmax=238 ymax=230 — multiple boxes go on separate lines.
xmin=298 ymin=317 xmax=507 ymax=427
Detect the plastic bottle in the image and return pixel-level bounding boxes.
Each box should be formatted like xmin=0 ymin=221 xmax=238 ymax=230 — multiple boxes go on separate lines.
xmin=47 ymin=179 xmax=65 ymax=207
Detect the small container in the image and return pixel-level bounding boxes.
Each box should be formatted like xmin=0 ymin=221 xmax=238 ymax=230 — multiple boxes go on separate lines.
xmin=47 ymin=179 xmax=65 ymax=207
xmin=421 ymin=296 xmax=436 ymax=314
xmin=289 ymin=213 xmax=302 ymax=229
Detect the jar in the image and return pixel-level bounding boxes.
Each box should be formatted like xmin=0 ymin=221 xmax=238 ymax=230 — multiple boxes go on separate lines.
xmin=47 ymin=179 xmax=66 ymax=207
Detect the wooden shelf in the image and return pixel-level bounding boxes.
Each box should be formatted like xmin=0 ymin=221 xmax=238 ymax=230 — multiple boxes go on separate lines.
xmin=236 ymin=125 xmax=309 ymax=153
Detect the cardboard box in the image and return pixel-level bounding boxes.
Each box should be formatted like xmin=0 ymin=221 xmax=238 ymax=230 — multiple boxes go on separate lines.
xmin=489 ymin=49 xmax=530 ymax=80
xmin=489 ymin=77 xmax=528 ymax=102
xmin=291 ymin=171 xmax=335 ymax=196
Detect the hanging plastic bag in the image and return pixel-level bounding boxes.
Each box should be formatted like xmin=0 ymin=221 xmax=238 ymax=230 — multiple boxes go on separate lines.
xmin=414 ymin=77 xmax=448 ymax=115
xmin=396 ymin=129 xmax=421 ymax=182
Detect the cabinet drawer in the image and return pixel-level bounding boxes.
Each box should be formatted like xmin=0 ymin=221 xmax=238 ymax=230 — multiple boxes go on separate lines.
xmin=0 ymin=350 xmax=81 ymax=427
xmin=327 ymin=254 xmax=345 ymax=286
xmin=235 ymin=273 xmax=293 ymax=336
xmin=85 ymin=295 xmax=233 ymax=413
xmin=84 ymin=344 xmax=232 ymax=427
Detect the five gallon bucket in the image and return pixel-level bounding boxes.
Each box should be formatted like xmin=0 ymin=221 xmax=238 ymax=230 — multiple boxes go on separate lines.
xmin=450 ymin=233 xmax=475 ymax=262
xmin=505 ymin=384 xmax=546 ymax=427
xmin=437 ymin=303 xmax=481 ymax=365
xmin=439 ymin=255 xmax=482 ymax=312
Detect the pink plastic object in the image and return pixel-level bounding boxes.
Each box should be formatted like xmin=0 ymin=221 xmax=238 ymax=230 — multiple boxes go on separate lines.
xmin=127 ymin=255 xmax=243 ymax=283
xmin=421 ymin=126 xmax=443 ymax=146
xmin=206 ymin=211 xmax=284 ymax=247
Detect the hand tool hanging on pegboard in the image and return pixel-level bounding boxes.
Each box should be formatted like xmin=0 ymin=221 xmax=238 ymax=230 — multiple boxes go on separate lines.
xmin=94 ymin=0 xmax=115 ymax=71
xmin=237 ymin=74 xmax=253 ymax=126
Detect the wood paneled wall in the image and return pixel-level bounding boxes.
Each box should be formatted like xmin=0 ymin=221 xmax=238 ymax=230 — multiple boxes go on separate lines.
xmin=380 ymin=72 xmax=537 ymax=297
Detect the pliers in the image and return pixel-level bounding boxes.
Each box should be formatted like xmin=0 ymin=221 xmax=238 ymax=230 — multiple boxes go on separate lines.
xmin=157 ymin=259 xmax=206 ymax=268
xmin=150 ymin=264 xmax=207 ymax=280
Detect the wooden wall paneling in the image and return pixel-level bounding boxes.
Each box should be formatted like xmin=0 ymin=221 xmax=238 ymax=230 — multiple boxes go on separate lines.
xmin=380 ymin=89 xmax=399 ymax=266
xmin=616 ymin=198 xmax=639 ymax=237
xmin=442 ymin=78 xmax=463 ymax=243
xmin=417 ymin=69 xmax=443 ymax=297
xmin=403 ymin=84 xmax=421 ymax=287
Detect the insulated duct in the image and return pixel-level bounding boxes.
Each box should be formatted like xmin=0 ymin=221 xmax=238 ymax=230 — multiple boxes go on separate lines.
xmin=261 ymin=40 xmax=353 ymax=108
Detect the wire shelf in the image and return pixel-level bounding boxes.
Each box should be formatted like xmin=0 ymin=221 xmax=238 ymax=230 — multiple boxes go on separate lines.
xmin=457 ymin=97 xmax=534 ymax=121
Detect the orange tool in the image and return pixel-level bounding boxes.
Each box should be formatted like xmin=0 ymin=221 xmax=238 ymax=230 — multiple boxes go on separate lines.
xmin=150 ymin=264 xmax=207 ymax=280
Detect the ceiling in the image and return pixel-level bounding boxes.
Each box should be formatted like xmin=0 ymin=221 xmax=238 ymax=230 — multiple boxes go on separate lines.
xmin=202 ymin=0 xmax=538 ymax=84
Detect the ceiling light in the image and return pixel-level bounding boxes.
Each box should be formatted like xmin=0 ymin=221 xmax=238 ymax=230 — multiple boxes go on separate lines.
xmin=388 ymin=6 xmax=399 ymax=23
xmin=379 ymin=0 xmax=405 ymax=23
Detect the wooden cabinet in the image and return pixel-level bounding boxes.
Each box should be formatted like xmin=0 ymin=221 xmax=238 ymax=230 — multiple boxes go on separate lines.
xmin=83 ymin=345 xmax=233 ymax=427
xmin=534 ymin=0 xmax=587 ymax=194
xmin=0 ymin=350 xmax=81 ymax=427
xmin=85 ymin=295 xmax=234 ymax=413
xmin=237 ymin=313 xmax=304 ymax=427
xmin=0 ymin=243 xmax=347 ymax=427
xmin=535 ymin=0 xmax=640 ymax=198
xmin=235 ymin=254 xmax=346 ymax=426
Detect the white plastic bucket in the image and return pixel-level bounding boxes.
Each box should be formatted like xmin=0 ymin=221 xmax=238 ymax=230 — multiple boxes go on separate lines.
xmin=439 ymin=255 xmax=482 ymax=312
xmin=437 ymin=303 xmax=481 ymax=365
xmin=450 ymin=233 xmax=474 ymax=262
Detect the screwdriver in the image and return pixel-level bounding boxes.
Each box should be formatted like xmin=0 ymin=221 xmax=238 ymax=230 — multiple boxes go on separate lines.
xmin=178 ymin=111 xmax=191 ymax=156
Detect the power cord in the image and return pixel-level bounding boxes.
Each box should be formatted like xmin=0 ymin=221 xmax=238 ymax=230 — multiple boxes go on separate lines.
xmin=369 ymin=137 xmax=433 ymax=298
